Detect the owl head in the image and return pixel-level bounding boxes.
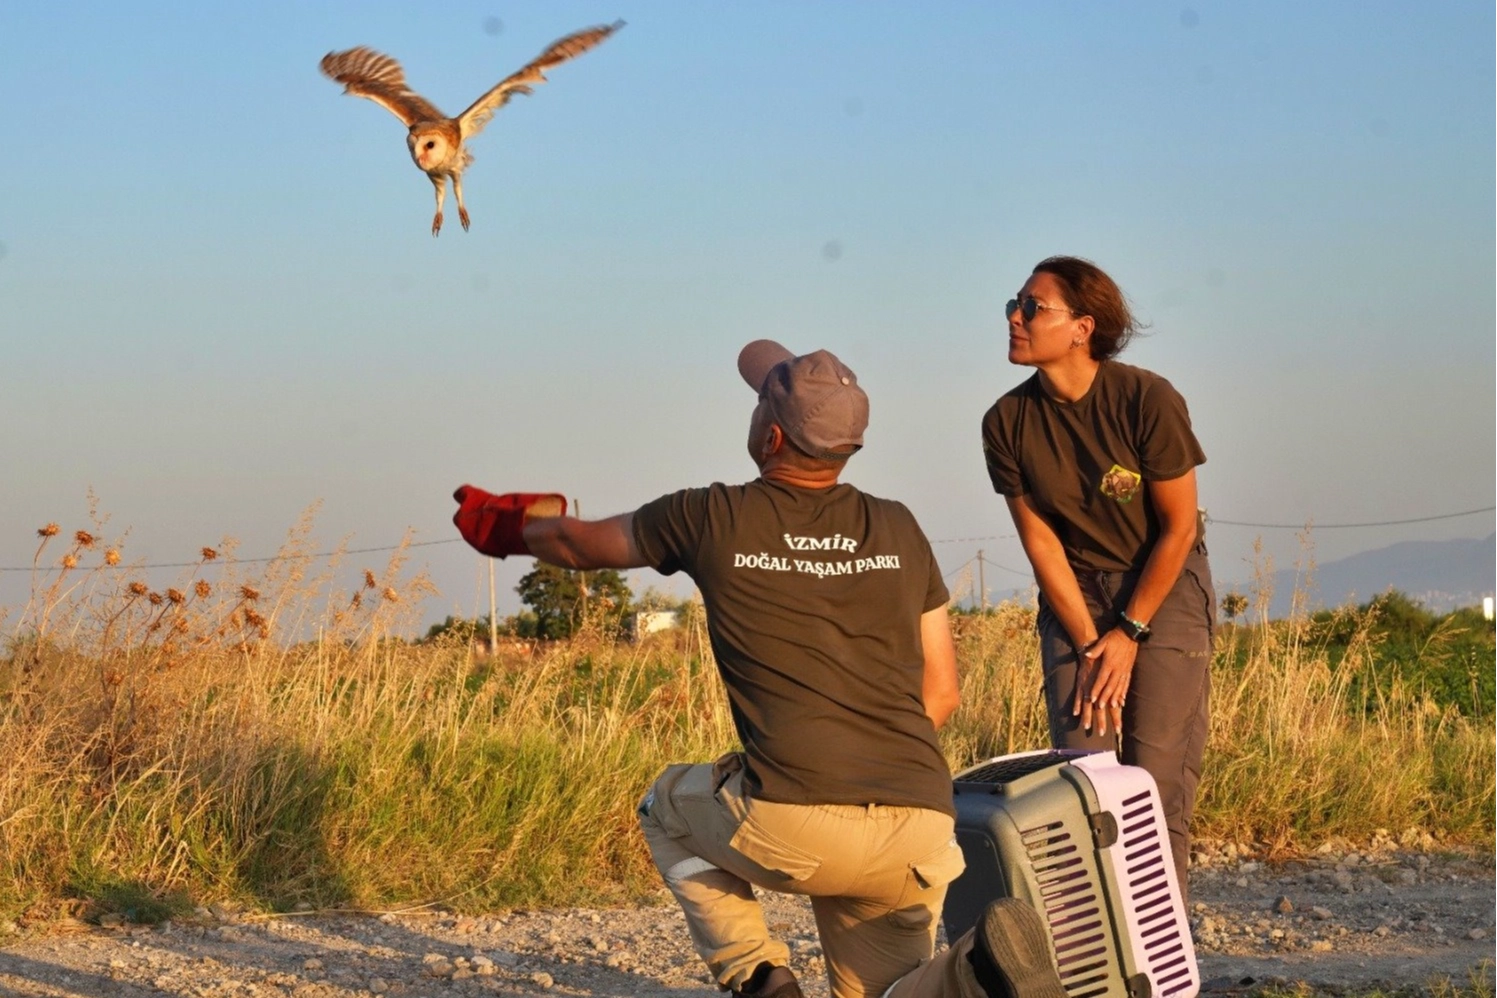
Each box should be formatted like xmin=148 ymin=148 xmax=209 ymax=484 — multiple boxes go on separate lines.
xmin=407 ymin=127 xmax=453 ymax=171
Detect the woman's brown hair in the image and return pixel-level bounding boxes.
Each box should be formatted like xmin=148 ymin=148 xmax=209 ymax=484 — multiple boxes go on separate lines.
xmin=1033 ymin=256 xmax=1140 ymax=361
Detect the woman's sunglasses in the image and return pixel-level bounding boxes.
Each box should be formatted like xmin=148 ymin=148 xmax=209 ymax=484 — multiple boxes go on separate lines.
xmin=1006 ymin=297 xmax=1078 ymax=322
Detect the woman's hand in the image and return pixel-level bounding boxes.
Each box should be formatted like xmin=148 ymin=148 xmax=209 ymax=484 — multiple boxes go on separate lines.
xmin=1074 ymin=629 xmax=1139 ymax=737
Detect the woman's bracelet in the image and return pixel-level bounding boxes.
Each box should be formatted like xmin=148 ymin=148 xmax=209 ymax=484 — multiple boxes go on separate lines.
xmin=1117 ymin=611 xmax=1153 ymax=643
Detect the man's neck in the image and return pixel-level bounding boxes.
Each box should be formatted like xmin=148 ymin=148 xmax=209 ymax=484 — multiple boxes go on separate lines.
xmin=759 ymin=465 xmax=841 ymax=490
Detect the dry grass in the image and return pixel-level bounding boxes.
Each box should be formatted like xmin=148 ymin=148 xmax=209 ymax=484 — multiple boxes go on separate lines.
xmin=947 ymin=606 xmax=1494 ymax=853
xmin=1250 ymin=961 xmax=1496 ymax=998
xmin=0 ymin=514 xmax=1490 ymax=925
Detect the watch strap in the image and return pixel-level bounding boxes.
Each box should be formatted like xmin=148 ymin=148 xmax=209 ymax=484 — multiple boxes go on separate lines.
xmin=1118 ymin=611 xmax=1152 ymax=642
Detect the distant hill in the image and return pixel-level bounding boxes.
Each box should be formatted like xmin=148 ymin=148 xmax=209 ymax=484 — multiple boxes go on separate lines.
xmin=970 ymin=534 xmax=1494 ymax=619
xmin=1247 ymin=534 xmax=1496 ymax=617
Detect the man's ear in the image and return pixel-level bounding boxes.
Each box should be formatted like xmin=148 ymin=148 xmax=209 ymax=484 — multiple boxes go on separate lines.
xmin=762 ymin=423 xmax=786 ymax=459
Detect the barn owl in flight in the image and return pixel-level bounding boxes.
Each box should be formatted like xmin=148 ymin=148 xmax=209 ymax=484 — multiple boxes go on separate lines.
xmin=321 ymin=22 xmax=622 ymax=235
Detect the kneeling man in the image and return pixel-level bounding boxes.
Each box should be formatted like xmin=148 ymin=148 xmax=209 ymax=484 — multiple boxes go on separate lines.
xmin=453 ymin=340 xmax=1065 ymax=998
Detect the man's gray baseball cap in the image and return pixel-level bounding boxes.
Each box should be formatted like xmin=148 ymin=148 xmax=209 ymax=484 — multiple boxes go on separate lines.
xmin=737 ymin=339 xmax=869 ymax=460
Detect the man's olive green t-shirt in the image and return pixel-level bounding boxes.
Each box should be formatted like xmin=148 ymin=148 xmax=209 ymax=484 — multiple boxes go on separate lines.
xmin=632 ymin=479 xmax=954 ymax=817
xmin=982 ymin=361 xmax=1206 ymax=573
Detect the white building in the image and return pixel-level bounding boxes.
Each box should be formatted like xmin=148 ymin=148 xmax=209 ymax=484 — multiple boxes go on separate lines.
xmin=633 ymin=610 xmax=679 ymax=639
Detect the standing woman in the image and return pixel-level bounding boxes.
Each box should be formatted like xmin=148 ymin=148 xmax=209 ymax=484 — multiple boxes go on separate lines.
xmin=981 ymin=255 xmax=1215 ymax=894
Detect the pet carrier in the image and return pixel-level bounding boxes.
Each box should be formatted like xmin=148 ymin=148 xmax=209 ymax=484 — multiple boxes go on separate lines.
xmin=943 ymin=750 xmax=1198 ymax=998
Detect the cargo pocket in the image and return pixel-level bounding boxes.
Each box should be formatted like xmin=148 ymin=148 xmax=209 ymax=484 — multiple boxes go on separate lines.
xmin=642 ymin=763 xmax=715 ymax=840
xmin=887 ymin=837 xmax=967 ymax=931
xmin=728 ymin=814 xmax=822 ymax=884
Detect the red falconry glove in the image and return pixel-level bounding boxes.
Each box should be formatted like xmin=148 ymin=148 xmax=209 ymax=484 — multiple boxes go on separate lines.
xmin=452 ymin=485 xmax=568 ymax=559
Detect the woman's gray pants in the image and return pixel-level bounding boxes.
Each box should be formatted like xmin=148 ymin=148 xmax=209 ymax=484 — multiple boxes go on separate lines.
xmin=1036 ymin=545 xmax=1215 ymax=896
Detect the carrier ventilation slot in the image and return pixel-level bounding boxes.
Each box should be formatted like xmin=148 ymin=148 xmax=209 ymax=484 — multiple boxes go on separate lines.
xmin=1023 ymin=822 xmax=1116 ymax=998
xmin=1155 ymin=966 xmax=1194 ymax=994
xmin=1115 ymin=787 xmax=1193 ymax=996
xmin=1058 ymin=963 xmax=1110 ymax=998
xmin=955 ymin=752 xmax=1078 ymax=787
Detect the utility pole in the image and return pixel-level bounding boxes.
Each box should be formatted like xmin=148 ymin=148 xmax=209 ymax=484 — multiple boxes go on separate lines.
xmin=574 ymin=498 xmax=587 ymax=624
xmin=977 ymin=549 xmax=987 ymax=612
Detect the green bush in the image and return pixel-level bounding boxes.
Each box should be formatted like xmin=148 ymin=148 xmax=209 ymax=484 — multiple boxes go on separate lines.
xmin=1309 ymin=592 xmax=1495 ymax=718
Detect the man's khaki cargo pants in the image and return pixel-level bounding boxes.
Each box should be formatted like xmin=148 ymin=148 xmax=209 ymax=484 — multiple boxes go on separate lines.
xmin=639 ymin=752 xmax=967 ymax=998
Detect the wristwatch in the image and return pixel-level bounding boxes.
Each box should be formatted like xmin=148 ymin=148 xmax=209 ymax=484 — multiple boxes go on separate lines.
xmin=1117 ymin=611 xmax=1152 ymax=643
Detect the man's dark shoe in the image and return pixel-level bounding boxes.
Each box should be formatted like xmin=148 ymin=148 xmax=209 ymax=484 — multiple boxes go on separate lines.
xmin=968 ymin=898 xmax=1066 ymax=998
xmin=731 ymin=962 xmax=804 ymax=998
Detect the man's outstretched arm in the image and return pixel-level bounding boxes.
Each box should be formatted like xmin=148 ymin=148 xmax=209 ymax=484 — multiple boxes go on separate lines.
xmin=452 ymin=486 xmax=650 ymax=570
xmin=524 ymin=512 xmax=649 ymax=571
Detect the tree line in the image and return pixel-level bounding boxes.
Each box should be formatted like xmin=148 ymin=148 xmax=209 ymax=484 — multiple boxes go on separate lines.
xmin=424 ymin=565 xmax=688 ymax=642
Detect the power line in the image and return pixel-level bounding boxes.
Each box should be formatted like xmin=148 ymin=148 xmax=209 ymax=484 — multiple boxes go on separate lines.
xmin=1205 ymin=505 xmax=1494 ymax=530
xmin=941 ymin=557 xmax=975 ymax=582
xmin=941 ymin=554 xmax=1032 ymax=583
xmin=981 ymin=558 xmax=1034 ymax=578
xmin=3 ymin=503 xmax=1489 ymax=574
xmin=0 ymin=538 xmax=461 ymax=573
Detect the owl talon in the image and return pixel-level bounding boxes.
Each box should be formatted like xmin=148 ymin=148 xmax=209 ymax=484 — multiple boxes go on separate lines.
xmin=459 ymin=207 xmax=471 ymax=231
xmin=431 ymin=212 xmax=443 ymax=237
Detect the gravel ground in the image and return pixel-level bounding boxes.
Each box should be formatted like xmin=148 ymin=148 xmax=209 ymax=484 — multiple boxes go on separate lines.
xmin=0 ymin=838 xmax=1490 ymax=997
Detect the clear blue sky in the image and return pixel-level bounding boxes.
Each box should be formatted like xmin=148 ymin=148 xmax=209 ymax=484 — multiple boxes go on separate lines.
xmin=3 ymin=1 xmax=1493 ymax=625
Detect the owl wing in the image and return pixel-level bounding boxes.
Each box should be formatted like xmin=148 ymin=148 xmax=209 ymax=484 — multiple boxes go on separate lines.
xmin=456 ymin=21 xmax=623 ymax=140
xmin=321 ymin=47 xmax=446 ymax=126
